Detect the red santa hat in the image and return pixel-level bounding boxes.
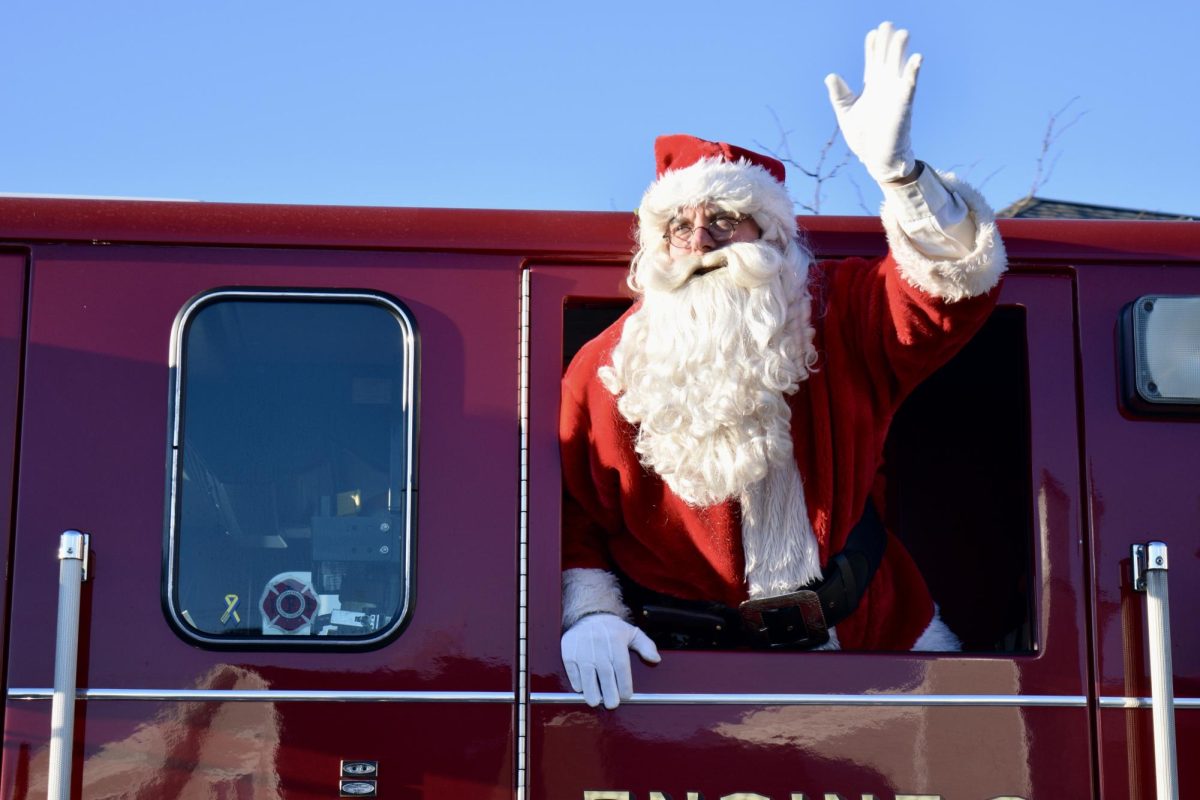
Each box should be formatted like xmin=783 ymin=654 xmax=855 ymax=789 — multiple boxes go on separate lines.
xmin=637 ymin=134 xmax=798 ymax=253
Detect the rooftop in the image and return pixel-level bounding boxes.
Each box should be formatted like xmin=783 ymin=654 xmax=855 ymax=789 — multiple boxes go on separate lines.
xmin=998 ymin=196 xmax=1196 ymax=221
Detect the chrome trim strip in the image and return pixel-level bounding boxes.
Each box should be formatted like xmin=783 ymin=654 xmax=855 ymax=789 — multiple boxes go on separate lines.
xmin=164 ymin=289 xmax=418 ymax=648
xmin=8 ymin=688 xmax=513 ymax=703
xmin=516 ymin=267 xmax=531 ymax=800
xmin=531 ymin=691 xmax=1089 ymax=707
xmin=1100 ymin=696 xmax=1200 ymax=710
xmin=19 ymin=689 xmax=1199 ymax=709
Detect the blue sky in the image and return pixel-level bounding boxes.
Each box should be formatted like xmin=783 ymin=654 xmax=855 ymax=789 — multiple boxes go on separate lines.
xmin=2 ymin=1 xmax=1197 ymax=217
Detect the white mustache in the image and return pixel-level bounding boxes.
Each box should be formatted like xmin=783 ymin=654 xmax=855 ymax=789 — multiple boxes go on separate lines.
xmin=640 ymin=242 xmax=784 ymax=294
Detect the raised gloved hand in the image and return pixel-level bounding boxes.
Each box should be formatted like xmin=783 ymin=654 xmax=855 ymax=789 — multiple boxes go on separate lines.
xmin=825 ymin=21 xmax=922 ymax=184
xmin=561 ymin=613 xmax=661 ymax=709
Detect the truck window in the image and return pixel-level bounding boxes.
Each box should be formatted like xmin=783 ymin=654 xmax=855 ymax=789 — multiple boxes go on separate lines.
xmin=562 ymin=300 xmax=1035 ymax=653
xmin=165 ymin=290 xmax=416 ymax=647
xmin=883 ymin=306 xmax=1034 ymax=652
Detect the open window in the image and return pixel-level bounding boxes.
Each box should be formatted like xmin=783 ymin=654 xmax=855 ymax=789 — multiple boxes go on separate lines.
xmin=882 ymin=305 xmax=1035 ymax=652
xmin=165 ymin=289 xmax=417 ymax=648
xmin=560 ymin=299 xmax=1035 ymax=653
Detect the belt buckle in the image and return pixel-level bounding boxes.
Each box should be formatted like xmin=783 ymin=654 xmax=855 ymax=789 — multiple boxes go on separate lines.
xmin=738 ymin=589 xmax=829 ymax=649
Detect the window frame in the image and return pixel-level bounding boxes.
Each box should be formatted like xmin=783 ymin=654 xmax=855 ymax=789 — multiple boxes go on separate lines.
xmin=527 ymin=263 xmax=1087 ymax=696
xmin=162 ymin=287 xmax=419 ymax=650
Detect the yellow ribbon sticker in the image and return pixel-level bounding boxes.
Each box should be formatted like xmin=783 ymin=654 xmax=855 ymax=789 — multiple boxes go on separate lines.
xmin=221 ymin=594 xmax=241 ymax=625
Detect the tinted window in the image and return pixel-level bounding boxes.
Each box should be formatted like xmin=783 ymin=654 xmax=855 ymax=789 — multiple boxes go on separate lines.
xmin=167 ymin=291 xmax=416 ymax=646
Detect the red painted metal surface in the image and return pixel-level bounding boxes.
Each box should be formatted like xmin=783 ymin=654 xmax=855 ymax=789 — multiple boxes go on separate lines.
xmin=7 ymin=244 xmax=519 ymax=690
xmin=530 ymin=704 xmax=1087 ymax=799
xmin=1076 ymin=264 xmax=1200 ymax=799
xmin=2 ymin=242 xmax=519 ymax=798
xmin=3 ymin=700 xmax=511 ymax=799
xmin=0 ymin=196 xmax=1196 ymax=262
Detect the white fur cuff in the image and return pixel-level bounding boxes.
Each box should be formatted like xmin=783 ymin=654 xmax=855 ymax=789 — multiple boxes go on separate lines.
xmin=911 ymin=605 xmax=962 ymax=651
xmin=881 ymin=171 xmax=1007 ymax=302
xmin=562 ymin=568 xmax=631 ymax=629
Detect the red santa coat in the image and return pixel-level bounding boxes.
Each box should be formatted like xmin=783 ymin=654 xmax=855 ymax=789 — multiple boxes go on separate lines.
xmin=560 ymin=248 xmax=1000 ymax=650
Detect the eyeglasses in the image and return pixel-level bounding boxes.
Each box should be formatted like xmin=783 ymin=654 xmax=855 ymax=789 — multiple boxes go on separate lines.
xmin=664 ymin=213 xmax=750 ymax=248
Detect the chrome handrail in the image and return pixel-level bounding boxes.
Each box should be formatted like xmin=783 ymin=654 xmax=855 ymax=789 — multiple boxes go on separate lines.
xmin=1132 ymin=541 xmax=1178 ymax=800
xmin=48 ymin=530 xmax=90 ymax=800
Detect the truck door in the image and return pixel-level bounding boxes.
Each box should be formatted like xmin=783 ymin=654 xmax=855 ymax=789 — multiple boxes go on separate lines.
xmin=526 ymin=263 xmax=1092 ymax=800
xmin=2 ymin=243 xmax=518 ymax=798
xmin=1077 ymin=262 xmax=1200 ymax=799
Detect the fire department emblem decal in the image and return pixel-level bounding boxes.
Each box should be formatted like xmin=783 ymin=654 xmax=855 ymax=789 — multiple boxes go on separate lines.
xmin=260 ymin=576 xmax=318 ymax=634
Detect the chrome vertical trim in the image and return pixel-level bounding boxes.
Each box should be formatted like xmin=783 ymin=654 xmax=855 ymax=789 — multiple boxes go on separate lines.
xmin=516 ymin=267 xmax=531 ymax=800
xmin=1132 ymin=541 xmax=1178 ymax=800
xmin=49 ymin=530 xmax=90 ymax=800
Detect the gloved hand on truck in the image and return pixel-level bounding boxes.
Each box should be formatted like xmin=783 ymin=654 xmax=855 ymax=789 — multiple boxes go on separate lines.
xmin=560 ymin=612 xmax=660 ymax=709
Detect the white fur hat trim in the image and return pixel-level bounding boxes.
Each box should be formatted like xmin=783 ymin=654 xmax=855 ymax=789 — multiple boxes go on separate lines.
xmin=637 ymin=157 xmax=797 ymax=253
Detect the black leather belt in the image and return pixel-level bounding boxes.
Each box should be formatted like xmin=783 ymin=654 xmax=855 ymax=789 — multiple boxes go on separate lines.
xmin=618 ymin=499 xmax=888 ymax=650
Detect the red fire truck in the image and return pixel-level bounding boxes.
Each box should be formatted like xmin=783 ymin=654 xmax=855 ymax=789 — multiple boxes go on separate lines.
xmin=0 ymin=197 xmax=1194 ymax=799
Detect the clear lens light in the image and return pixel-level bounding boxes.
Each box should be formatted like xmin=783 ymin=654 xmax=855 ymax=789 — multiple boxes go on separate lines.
xmin=1136 ymin=296 xmax=1200 ymax=403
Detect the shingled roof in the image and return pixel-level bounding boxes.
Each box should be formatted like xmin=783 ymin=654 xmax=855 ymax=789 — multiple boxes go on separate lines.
xmin=998 ymin=196 xmax=1196 ymax=220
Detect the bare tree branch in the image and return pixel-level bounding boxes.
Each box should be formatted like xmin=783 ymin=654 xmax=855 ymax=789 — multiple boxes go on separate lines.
xmin=977 ymin=165 xmax=1004 ymax=192
xmin=846 ymin=173 xmax=873 ymax=215
xmin=1027 ymin=97 xmax=1087 ymax=199
xmin=944 ymin=159 xmax=1004 ymax=192
xmin=944 ymin=159 xmax=982 ymax=175
xmin=755 ymin=107 xmax=850 ymax=215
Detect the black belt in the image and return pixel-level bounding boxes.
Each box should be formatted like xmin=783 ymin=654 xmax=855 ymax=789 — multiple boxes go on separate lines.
xmin=618 ymin=499 xmax=887 ymax=650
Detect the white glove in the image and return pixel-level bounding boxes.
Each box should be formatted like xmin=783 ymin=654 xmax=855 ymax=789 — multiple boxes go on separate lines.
xmin=561 ymin=613 xmax=661 ymax=709
xmin=825 ymin=21 xmax=922 ymax=183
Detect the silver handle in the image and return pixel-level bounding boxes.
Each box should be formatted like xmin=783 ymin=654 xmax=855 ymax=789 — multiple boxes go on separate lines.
xmin=48 ymin=530 xmax=90 ymax=800
xmin=1132 ymin=541 xmax=1178 ymax=800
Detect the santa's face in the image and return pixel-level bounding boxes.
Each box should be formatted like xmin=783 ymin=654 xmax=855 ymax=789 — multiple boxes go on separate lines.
xmin=666 ymin=205 xmax=762 ymax=259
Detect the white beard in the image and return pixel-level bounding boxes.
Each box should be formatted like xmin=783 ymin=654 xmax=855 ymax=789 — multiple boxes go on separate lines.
xmin=600 ymin=239 xmax=824 ymax=595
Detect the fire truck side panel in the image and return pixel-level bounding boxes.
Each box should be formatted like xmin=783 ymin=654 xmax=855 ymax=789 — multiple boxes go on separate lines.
xmin=0 ymin=202 xmax=1196 ymax=800
xmin=2 ymin=243 xmax=518 ymax=798
xmin=526 ymin=263 xmax=1094 ymax=799
xmin=2 ymin=701 xmax=513 ymax=798
xmin=1076 ymin=262 xmax=1200 ymax=800
xmin=529 ymin=704 xmax=1089 ymax=799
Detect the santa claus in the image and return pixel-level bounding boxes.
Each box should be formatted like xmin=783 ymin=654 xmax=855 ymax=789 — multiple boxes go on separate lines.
xmin=560 ymin=22 xmax=1006 ymax=708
